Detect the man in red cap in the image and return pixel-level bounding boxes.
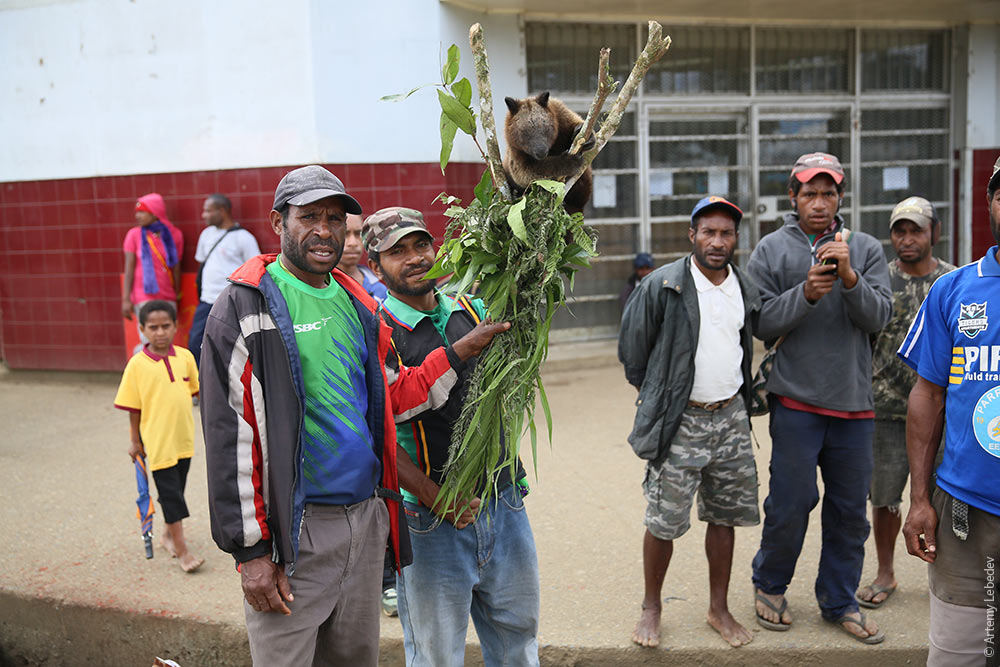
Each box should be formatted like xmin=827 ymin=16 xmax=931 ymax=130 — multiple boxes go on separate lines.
xmin=620 ymin=195 xmax=761 ymax=648
xmin=747 ymin=153 xmax=892 ymax=643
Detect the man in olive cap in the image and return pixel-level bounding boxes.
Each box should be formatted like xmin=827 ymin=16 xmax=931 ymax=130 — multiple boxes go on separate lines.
xmin=364 ymin=206 xmax=539 ymax=667
xmin=857 ymin=197 xmax=954 ymax=610
xmin=900 ymin=156 xmax=1000 ymax=665
xmin=200 ymin=167 xmax=508 ymax=666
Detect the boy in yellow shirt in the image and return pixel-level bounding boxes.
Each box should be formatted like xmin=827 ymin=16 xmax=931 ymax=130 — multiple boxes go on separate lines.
xmin=114 ymin=300 xmax=204 ymax=572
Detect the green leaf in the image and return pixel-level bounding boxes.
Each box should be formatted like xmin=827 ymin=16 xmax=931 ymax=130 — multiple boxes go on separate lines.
xmin=530 ymin=179 xmax=566 ymax=205
xmin=437 ymin=89 xmax=476 ymax=136
xmin=379 ymin=84 xmax=431 ymax=103
xmin=439 ymin=112 xmax=458 ymax=173
xmin=444 ymin=205 xmax=466 ymax=217
xmin=452 ymin=77 xmax=472 ymax=107
xmin=474 ymin=168 xmax=493 ymax=207
xmin=436 ymin=193 xmax=462 ymax=206
xmin=506 ymin=197 xmax=528 ymax=243
xmin=537 ymin=376 xmax=553 ymax=445
xmin=443 ymin=44 xmax=460 ymax=85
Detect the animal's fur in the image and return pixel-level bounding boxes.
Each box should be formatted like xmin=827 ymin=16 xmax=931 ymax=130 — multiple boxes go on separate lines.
xmin=502 ymin=92 xmax=593 ymax=215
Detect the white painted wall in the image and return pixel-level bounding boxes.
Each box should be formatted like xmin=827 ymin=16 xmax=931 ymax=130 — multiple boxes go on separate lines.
xmin=0 ymin=0 xmax=524 ymax=181
xmin=966 ymin=23 xmax=1000 ymax=149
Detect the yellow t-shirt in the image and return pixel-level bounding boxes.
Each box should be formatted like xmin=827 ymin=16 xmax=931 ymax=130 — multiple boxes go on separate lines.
xmin=114 ymin=345 xmax=199 ymax=471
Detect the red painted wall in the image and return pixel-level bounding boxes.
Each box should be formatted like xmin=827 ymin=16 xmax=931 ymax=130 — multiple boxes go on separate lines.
xmin=0 ymin=162 xmax=485 ymax=371
xmin=973 ymin=148 xmax=1000 ymax=258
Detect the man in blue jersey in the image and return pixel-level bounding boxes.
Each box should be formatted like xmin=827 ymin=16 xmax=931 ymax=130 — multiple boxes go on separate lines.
xmin=899 ymin=155 xmax=1000 ymax=666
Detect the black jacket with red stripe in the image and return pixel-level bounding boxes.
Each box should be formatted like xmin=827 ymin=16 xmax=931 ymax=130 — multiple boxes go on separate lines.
xmin=200 ymin=254 xmax=465 ymax=573
xmin=381 ymin=294 xmax=524 ymax=498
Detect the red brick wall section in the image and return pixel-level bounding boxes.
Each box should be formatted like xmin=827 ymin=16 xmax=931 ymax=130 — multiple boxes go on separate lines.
xmin=973 ymin=148 xmax=1000 ymax=259
xmin=0 ymin=162 xmax=486 ymax=371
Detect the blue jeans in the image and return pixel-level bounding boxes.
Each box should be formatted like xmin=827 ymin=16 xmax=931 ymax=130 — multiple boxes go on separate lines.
xmin=187 ymin=301 xmax=213 ymax=367
xmin=751 ymin=400 xmax=873 ymax=620
xmin=397 ymin=484 xmax=540 ymax=667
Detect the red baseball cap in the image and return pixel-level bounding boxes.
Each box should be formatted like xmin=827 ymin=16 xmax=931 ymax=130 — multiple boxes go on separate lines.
xmin=791 ymin=152 xmax=845 ymax=185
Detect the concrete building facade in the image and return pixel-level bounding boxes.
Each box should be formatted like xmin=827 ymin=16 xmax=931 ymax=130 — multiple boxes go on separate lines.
xmin=0 ymin=0 xmax=997 ymax=368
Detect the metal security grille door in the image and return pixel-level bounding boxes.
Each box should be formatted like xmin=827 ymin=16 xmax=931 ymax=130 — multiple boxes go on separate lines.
xmin=756 ymin=108 xmax=854 ymax=241
xmin=646 ymin=110 xmax=751 ymax=262
xmin=526 ymin=22 xmax=952 ymax=341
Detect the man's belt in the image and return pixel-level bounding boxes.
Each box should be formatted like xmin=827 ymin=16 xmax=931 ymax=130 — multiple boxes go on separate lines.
xmin=687 ymin=394 xmax=739 ymax=412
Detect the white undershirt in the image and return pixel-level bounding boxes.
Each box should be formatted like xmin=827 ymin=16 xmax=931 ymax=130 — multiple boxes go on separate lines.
xmin=688 ymin=259 xmax=745 ymax=403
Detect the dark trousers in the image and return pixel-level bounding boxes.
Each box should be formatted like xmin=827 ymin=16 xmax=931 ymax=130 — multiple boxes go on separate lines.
xmin=187 ymin=301 xmax=213 ymax=367
xmin=751 ymin=400 xmax=874 ymax=620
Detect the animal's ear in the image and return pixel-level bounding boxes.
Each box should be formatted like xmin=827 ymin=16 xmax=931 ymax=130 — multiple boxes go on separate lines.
xmin=535 ymin=91 xmax=550 ymax=107
xmin=504 ymin=97 xmax=519 ymax=115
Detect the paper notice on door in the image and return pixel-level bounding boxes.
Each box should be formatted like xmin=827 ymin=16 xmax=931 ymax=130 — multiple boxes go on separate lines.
xmin=650 ymin=172 xmax=673 ymax=197
xmin=882 ymin=166 xmax=909 ymax=191
xmin=593 ymin=173 xmax=617 ymax=208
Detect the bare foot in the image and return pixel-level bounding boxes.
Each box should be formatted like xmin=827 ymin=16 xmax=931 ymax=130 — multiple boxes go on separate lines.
xmin=837 ymin=611 xmax=880 ymax=641
xmin=707 ymin=609 xmax=754 ymax=647
xmin=179 ymin=553 xmax=204 ymax=573
xmin=754 ymin=589 xmax=792 ymax=627
xmin=632 ymin=603 xmax=661 ymax=647
xmin=160 ymin=534 xmax=179 ymax=558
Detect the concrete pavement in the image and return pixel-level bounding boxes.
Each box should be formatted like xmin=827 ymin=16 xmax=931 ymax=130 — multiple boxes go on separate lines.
xmin=0 ymin=342 xmax=931 ymax=665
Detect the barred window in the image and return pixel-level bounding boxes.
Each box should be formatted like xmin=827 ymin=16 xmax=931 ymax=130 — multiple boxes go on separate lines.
xmin=756 ymin=28 xmax=853 ymax=93
xmin=862 ymin=30 xmax=949 ymax=91
xmin=644 ymin=25 xmax=750 ymax=94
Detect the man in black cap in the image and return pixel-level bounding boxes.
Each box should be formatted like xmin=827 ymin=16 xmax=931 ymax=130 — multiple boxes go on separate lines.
xmin=620 ymin=252 xmax=655 ymax=308
xmin=200 ymin=165 xmax=508 ymax=666
xmin=900 ymin=155 xmax=1000 ymax=665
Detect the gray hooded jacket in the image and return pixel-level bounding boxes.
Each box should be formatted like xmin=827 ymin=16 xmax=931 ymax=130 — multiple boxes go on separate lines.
xmin=746 ymin=213 xmax=892 ymax=412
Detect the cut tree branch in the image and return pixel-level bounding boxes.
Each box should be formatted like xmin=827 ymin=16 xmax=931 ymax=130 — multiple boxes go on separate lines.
xmin=469 ymin=23 xmax=511 ymax=200
xmin=568 ymin=48 xmax=617 ymax=156
xmin=565 ymin=22 xmax=671 ymax=193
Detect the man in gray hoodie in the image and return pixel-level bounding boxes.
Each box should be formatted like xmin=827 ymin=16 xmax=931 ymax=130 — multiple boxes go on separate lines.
xmin=747 ymin=153 xmax=892 ymax=644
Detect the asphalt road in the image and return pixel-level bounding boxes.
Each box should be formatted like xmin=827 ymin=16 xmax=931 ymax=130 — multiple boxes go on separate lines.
xmin=0 ymin=343 xmax=931 ymax=665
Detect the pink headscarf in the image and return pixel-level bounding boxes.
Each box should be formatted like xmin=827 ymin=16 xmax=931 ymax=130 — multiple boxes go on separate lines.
xmin=135 ymin=193 xmax=172 ymax=226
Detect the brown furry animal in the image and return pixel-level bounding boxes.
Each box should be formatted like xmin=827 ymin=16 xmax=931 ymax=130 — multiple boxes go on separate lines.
xmin=503 ymin=92 xmax=594 ymax=215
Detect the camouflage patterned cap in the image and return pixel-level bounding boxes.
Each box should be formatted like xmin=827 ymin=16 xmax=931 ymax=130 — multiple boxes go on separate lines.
xmin=989 ymin=155 xmax=1000 ymax=193
xmin=362 ymin=207 xmax=431 ymax=253
xmin=890 ymin=196 xmax=937 ymax=231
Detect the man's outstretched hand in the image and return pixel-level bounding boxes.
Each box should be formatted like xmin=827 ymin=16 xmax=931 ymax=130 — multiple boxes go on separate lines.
xmin=241 ymin=556 xmax=294 ymax=614
xmin=451 ymin=318 xmax=511 ymax=361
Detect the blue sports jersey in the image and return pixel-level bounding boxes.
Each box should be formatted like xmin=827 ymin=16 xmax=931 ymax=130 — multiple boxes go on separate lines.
xmin=898 ymin=246 xmax=1000 ymax=515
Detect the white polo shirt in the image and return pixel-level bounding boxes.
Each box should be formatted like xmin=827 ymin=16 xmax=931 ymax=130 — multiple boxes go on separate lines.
xmin=689 ymin=259 xmax=745 ymax=403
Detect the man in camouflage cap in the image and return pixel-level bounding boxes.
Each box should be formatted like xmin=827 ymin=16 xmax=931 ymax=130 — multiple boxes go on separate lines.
xmin=364 ymin=207 xmax=537 ymax=667
xmin=857 ymin=197 xmax=954 ymax=611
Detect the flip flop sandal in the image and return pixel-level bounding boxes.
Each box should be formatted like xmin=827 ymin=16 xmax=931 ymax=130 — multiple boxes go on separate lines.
xmin=754 ymin=590 xmax=791 ymax=631
xmin=828 ymin=611 xmax=885 ymax=644
xmin=855 ymin=583 xmax=897 ymax=609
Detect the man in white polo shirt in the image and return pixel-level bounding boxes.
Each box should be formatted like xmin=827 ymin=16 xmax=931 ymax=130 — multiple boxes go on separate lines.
xmin=188 ymin=194 xmax=261 ymax=367
xmin=619 ymin=196 xmax=761 ymax=649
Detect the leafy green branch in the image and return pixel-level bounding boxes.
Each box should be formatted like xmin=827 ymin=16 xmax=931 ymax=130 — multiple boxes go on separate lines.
xmin=381 ymin=44 xmax=491 ymax=175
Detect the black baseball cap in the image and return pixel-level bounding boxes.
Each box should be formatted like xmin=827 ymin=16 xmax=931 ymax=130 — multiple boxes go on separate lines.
xmin=272 ymin=165 xmax=362 ymax=214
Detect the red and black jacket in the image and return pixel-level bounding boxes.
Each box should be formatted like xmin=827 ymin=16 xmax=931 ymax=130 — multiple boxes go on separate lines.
xmin=201 ymin=254 xmax=465 ymax=573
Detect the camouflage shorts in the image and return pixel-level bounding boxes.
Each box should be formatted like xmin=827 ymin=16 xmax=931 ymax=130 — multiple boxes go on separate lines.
xmin=643 ymin=396 xmax=760 ymax=541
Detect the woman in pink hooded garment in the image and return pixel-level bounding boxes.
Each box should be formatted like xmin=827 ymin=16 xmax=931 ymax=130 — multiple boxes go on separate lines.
xmin=121 ymin=193 xmax=184 ymax=350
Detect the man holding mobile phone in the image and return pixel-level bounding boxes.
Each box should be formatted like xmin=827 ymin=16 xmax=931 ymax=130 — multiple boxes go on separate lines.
xmin=746 ymin=152 xmax=892 ymax=644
